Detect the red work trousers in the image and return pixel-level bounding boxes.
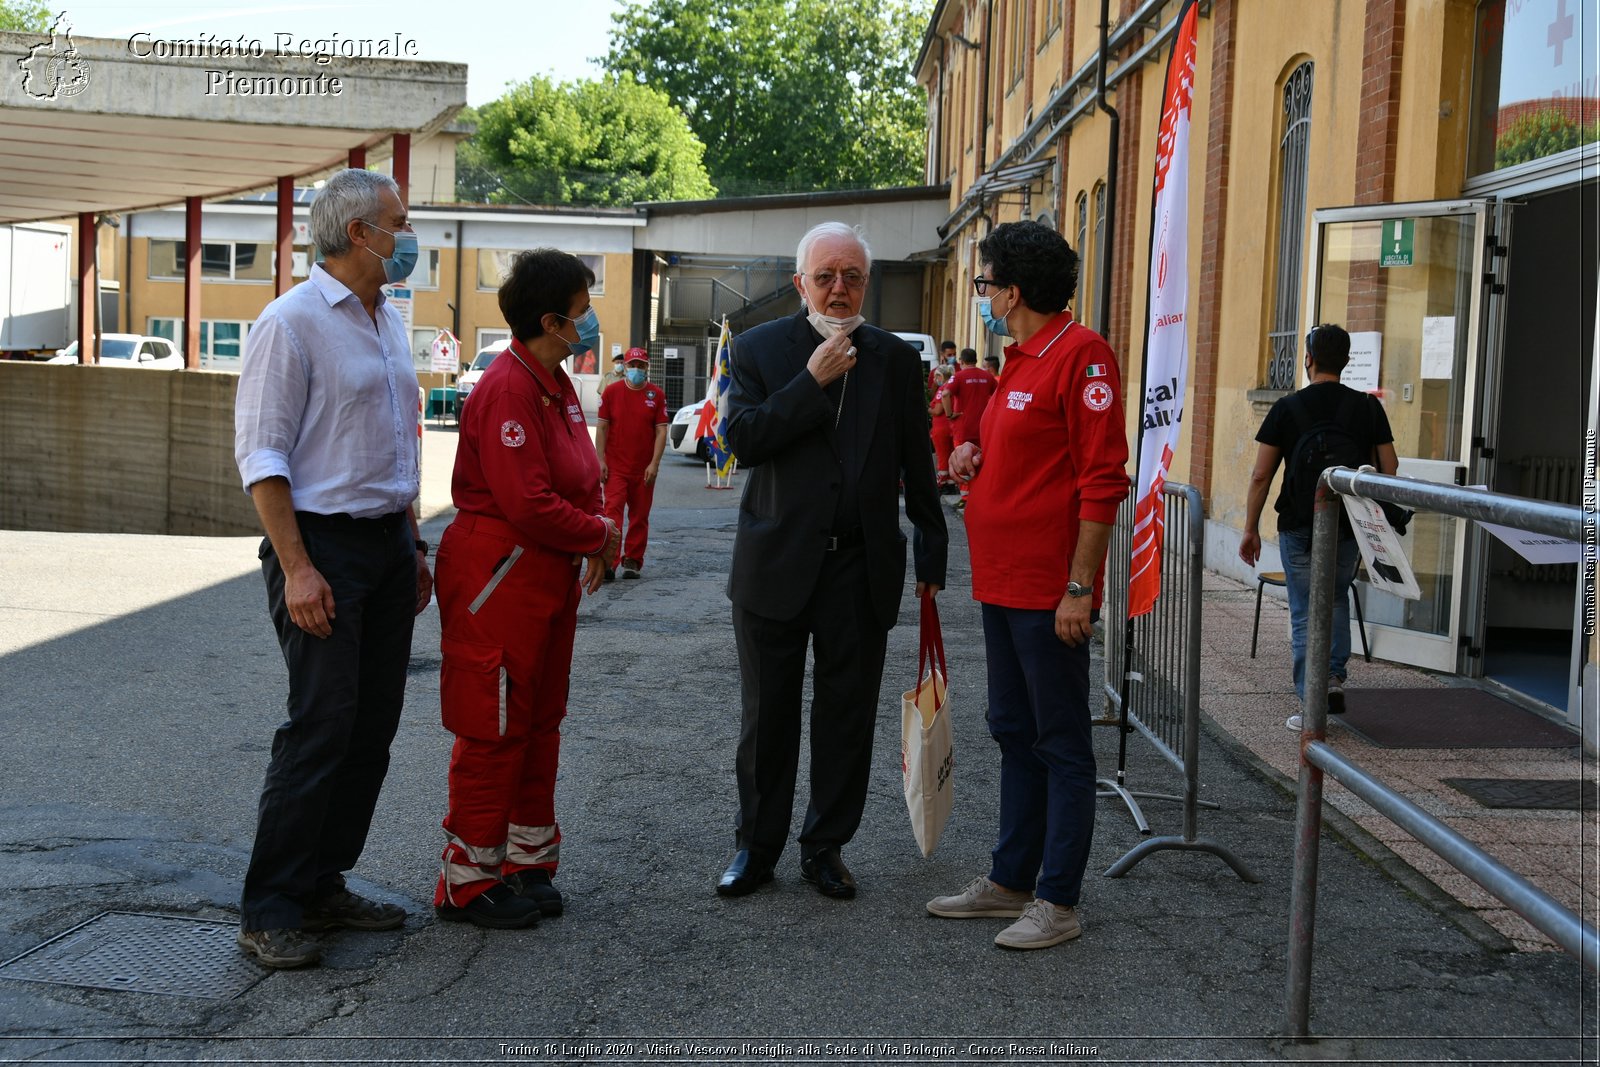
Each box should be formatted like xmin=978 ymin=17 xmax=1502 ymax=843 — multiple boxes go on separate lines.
xmin=433 ymin=512 xmax=579 ymax=907
xmin=603 ymin=467 xmax=656 ymax=565
xmin=930 ymin=418 xmax=955 ymax=484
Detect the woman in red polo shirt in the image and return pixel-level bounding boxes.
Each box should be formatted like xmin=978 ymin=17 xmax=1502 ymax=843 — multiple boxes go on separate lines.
xmin=926 ymin=221 xmax=1129 ymax=951
xmin=432 ymin=249 xmax=620 ymax=929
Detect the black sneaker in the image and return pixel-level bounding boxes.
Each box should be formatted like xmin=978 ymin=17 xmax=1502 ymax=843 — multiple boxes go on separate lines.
xmin=1328 ymin=681 xmax=1346 ymax=714
xmin=504 ymin=868 xmax=564 ymax=916
xmin=237 ymin=927 xmax=322 ymax=969
xmin=435 ymin=883 xmax=542 ymax=929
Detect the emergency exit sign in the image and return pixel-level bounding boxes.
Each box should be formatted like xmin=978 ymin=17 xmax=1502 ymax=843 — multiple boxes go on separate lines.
xmin=1380 ymin=218 xmax=1414 ymax=267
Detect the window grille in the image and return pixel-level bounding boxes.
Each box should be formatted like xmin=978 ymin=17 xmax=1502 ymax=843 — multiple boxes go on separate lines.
xmin=1268 ymin=61 xmax=1314 ymax=390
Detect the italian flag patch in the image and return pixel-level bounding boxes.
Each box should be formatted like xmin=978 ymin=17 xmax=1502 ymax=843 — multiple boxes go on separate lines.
xmin=1085 ymin=363 xmax=1107 ymax=378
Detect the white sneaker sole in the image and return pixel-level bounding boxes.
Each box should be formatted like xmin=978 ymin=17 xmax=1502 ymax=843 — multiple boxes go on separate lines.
xmin=994 ymin=924 xmax=1082 ymax=949
xmin=926 ymin=900 xmax=1030 ymax=919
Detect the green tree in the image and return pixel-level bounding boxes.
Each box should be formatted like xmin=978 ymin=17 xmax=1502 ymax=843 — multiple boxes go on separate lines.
xmin=0 ymin=0 xmax=49 ymax=32
xmin=604 ymin=0 xmax=931 ymax=195
xmin=1494 ymin=108 xmax=1599 ymax=170
xmin=458 ymin=76 xmax=716 ymax=206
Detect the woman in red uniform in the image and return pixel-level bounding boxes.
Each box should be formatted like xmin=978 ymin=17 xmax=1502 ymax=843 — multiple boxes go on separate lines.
xmin=432 ymin=249 xmax=620 ymax=929
xmin=929 ymin=366 xmax=956 ymax=492
xmin=926 ymin=221 xmax=1128 ymax=950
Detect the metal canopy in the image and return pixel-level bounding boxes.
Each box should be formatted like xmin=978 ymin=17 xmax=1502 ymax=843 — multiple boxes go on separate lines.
xmin=0 ymin=28 xmax=466 ymax=224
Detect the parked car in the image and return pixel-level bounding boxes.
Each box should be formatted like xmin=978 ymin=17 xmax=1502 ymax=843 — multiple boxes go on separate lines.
xmin=670 ymin=397 xmax=714 ymax=461
xmin=49 ymin=334 xmax=184 ymax=369
xmin=456 ymin=339 xmax=510 ymax=406
xmin=893 ymin=331 xmax=939 ymax=376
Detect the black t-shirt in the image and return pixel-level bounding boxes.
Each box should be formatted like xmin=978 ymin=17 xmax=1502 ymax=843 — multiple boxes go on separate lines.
xmin=1256 ymin=381 xmax=1395 ymax=532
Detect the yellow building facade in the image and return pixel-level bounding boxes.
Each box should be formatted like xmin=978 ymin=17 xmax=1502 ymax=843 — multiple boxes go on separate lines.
xmin=919 ymin=0 xmax=1597 ymax=725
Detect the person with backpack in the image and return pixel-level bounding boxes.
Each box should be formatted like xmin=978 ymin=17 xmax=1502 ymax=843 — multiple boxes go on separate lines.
xmin=1239 ymin=323 xmax=1399 ymax=730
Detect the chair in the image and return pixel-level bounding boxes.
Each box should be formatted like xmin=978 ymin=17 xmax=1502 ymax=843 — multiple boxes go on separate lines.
xmin=1251 ymin=570 xmax=1369 ymax=662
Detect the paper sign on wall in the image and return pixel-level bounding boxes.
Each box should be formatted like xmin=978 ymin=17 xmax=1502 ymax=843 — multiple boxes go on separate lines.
xmin=1341 ymin=331 xmax=1382 ymax=393
xmin=1421 ymin=316 xmax=1456 ymax=380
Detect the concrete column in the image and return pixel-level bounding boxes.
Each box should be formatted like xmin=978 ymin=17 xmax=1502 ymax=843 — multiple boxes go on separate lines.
xmin=393 ymin=132 xmax=411 ymax=207
xmin=183 ymin=197 xmax=201 ymax=370
xmin=276 ymin=176 xmax=294 ymax=297
xmin=348 ymin=146 xmax=366 ymax=170
xmin=76 ymin=212 xmax=95 ymax=363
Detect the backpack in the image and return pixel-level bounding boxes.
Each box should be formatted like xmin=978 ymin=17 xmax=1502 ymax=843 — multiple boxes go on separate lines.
xmin=1281 ymin=391 xmax=1371 ymax=530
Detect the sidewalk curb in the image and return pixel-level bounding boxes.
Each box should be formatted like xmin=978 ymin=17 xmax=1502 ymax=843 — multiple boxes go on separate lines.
xmin=1194 ymin=706 xmax=1517 ymax=954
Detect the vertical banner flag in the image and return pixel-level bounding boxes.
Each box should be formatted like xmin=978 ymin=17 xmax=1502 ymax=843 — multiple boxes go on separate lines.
xmin=1127 ymin=0 xmax=1198 ymax=619
xmin=694 ymin=316 xmax=737 ymax=475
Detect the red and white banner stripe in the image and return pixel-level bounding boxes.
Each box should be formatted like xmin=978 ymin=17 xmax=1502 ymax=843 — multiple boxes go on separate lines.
xmin=1128 ymin=0 xmax=1198 ymax=619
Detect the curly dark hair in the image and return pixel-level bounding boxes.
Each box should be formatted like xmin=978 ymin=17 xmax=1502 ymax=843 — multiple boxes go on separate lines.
xmin=977 ymin=221 xmax=1080 ymax=314
xmin=498 ymin=249 xmax=595 ymax=342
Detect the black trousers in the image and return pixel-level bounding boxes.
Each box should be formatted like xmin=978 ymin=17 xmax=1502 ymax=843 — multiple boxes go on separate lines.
xmin=241 ymin=511 xmax=416 ymax=931
xmin=731 ymin=544 xmax=889 ymax=860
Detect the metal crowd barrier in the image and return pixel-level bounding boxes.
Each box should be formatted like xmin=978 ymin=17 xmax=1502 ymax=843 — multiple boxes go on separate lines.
xmin=1101 ymin=480 xmax=1257 ymax=882
xmin=1286 ymin=467 xmax=1598 ymax=1039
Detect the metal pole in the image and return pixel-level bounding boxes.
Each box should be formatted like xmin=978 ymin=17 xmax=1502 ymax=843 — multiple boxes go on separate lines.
xmin=1285 ymin=472 xmax=1341 ymax=1037
xmin=1181 ymin=489 xmax=1203 ymax=842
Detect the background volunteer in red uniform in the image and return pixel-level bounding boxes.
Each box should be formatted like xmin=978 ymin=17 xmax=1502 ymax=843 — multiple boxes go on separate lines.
xmin=928 ymin=221 xmax=1128 ymax=951
xmin=595 ymin=347 xmax=669 ymax=580
xmin=929 ymin=366 xmax=956 ymax=491
xmin=432 ymin=249 xmax=620 ymax=929
xmin=942 ymin=346 xmax=998 ymax=447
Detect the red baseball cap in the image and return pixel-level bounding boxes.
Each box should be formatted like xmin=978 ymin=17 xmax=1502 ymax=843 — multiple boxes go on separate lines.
xmin=625 ymin=347 xmax=649 ymax=365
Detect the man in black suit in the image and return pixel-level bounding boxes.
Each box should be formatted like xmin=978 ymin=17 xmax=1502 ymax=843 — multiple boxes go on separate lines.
xmin=715 ymin=222 xmax=948 ymax=901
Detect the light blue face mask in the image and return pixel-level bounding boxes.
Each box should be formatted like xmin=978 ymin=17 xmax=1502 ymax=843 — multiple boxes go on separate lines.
xmin=977 ymin=296 xmax=1011 ymax=337
xmin=558 ymin=306 xmax=601 ymax=357
xmin=365 ymin=223 xmax=418 ymax=284
xmin=624 ymin=367 xmax=648 ymax=387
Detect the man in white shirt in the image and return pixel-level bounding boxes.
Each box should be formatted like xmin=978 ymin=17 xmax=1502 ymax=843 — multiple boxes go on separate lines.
xmin=233 ymin=168 xmax=432 ymax=969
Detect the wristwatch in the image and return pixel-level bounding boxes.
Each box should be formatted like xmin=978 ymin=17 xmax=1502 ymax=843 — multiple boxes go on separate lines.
xmin=414 ymin=539 xmax=429 ymax=555
xmin=1065 ymin=581 xmax=1093 ymax=598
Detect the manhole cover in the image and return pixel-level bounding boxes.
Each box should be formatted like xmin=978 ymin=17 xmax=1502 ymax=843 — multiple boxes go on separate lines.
xmin=0 ymin=912 xmax=268 ymax=999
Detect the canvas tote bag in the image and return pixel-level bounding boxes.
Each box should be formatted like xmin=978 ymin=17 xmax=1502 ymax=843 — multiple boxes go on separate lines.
xmin=900 ymin=593 xmax=953 ymax=857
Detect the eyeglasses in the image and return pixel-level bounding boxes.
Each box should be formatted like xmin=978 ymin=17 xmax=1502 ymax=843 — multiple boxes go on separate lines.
xmin=804 ymin=270 xmax=867 ymax=290
xmin=972 ymin=277 xmax=1006 ymax=296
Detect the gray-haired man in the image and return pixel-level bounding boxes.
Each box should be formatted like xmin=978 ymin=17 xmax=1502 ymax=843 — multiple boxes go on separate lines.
xmin=233 ymin=168 xmax=432 ymax=968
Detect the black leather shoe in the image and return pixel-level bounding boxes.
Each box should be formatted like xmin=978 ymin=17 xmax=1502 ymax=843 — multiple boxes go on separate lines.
xmin=716 ymin=849 xmax=774 ymax=896
xmin=504 ymin=868 xmax=564 ymax=917
xmin=435 ymin=883 xmax=542 ymax=929
xmin=799 ymin=848 xmax=856 ymax=899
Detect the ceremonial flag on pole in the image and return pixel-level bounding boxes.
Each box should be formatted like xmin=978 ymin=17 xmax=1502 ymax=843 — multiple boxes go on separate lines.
xmin=1127 ymin=0 xmax=1199 ymax=619
xmin=695 ymin=316 xmax=737 ymax=475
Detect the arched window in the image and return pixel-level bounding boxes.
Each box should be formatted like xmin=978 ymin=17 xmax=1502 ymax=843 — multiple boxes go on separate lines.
xmin=1091 ymin=181 xmax=1107 ymax=331
xmin=1267 ymin=61 xmax=1314 ymax=390
xmin=1074 ymin=192 xmax=1090 ymax=315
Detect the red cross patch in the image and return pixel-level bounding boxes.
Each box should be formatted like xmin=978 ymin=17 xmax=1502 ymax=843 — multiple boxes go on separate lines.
xmin=500 ymin=420 xmax=526 ymax=447
xmin=1082 ymin=381 xmax=1114 ymax=412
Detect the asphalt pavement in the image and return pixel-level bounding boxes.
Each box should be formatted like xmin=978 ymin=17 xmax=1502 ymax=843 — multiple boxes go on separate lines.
xmin=0 ymin=430 xmax=1592 ymax=1064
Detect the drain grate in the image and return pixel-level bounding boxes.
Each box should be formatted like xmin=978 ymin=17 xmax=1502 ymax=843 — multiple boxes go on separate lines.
xmin=1444 ymin=777 xmax=1598 ymax=810
xmin=0 ymin=912 xmax=268 ymax=999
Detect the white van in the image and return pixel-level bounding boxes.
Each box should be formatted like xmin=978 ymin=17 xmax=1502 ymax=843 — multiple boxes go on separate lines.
xmin=893 ymin=332 xmax=939 ymax=377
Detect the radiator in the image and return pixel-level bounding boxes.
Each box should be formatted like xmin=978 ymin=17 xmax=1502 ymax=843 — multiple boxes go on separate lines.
xmin=1507 ymin=456 xmax=1581 ymax=583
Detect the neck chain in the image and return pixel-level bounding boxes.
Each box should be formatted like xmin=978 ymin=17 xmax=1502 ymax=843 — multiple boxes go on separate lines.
xmin=834 ymin=370 xmax=849 ymax=429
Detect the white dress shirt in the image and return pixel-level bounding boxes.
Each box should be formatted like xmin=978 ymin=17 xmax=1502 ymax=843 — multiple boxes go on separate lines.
xmin=234 ymin=264 xmax=421 ymax=518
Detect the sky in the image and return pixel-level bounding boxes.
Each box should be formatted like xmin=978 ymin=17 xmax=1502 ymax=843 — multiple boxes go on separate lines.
xmin=50 ymin=0 xmax=630 ymax=106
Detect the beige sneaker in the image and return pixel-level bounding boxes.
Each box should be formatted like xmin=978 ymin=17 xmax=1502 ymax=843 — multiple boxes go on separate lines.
xmin=994 ymin=899 xmax=1081 ymax=949
xmin=926 ymin=875 xmax=1032 ymax=919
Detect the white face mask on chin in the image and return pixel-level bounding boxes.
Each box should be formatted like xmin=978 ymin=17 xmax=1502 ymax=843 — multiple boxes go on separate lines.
xmin=805 ymin=297 xmax=865 ymax=340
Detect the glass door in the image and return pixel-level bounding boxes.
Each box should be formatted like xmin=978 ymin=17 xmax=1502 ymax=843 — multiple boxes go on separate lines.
xmin=1305 ymin=200 xmax=1500 ymax=672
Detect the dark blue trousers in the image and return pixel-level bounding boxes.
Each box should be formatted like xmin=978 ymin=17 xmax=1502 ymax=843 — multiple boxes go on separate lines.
xmin=241 ymin=511 xmax=415 ymax=931
xmin=981 ymin=602 xmax=1096 ymax=907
